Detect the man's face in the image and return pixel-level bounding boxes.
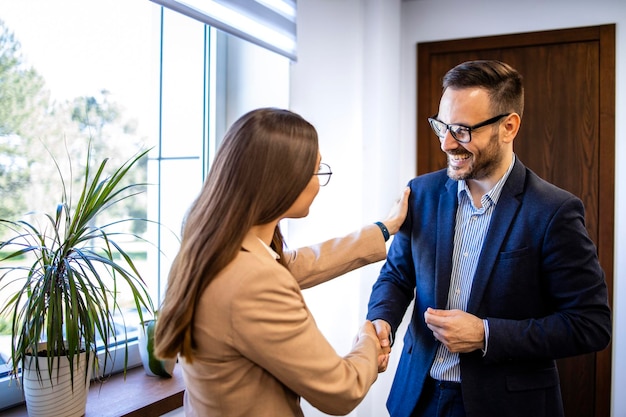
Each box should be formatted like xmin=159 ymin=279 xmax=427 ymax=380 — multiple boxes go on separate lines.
xmin=437 ymin=87 xmax=506 ymax=182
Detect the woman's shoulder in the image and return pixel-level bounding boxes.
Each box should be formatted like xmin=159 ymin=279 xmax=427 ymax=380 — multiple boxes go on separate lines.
xmin=213 ymin=250 xmax=299 ymax=296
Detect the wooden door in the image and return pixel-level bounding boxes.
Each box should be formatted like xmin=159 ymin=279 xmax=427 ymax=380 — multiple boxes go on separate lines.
xmin=416 ymin=25 xmax=615 ymax=417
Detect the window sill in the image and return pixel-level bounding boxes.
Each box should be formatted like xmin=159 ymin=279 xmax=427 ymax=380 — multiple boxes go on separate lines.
xmin=2 ymin=365 xmax=184 ymax=417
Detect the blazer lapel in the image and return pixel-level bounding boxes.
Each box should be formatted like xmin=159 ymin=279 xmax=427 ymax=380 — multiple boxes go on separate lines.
xmin=435 ymin=178 xmax=458 ymax=309
xmin=466 ymin=159 xmax=526 ymax=314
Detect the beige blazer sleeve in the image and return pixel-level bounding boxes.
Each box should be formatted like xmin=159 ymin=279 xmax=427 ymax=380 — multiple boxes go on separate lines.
xmin=285 ymin=224 xmax=386 ymax=289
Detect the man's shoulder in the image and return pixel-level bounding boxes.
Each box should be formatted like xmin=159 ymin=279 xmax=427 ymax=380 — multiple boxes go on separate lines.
xmin=522 ymin=166 xmax=578 ymax=203
xmin=409 ymin=168 xmax=450 ymax=188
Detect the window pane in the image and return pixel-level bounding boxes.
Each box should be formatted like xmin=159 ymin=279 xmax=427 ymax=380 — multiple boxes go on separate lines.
xmin=160 ymin=9 xmax=208 ymax=158
xmin=0 ymin=1 xmax=158 ymax=403
xmin=146 ymin=157 xmax=204 ymax=301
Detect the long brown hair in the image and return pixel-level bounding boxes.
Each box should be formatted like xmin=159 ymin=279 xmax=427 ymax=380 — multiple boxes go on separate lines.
xmin=154 ymin=108 xmax=319 ymax=360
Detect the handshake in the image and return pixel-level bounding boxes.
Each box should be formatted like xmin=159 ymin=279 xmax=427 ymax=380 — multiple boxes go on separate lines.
xmin=355 ymin=319 xmax=392 ymax=373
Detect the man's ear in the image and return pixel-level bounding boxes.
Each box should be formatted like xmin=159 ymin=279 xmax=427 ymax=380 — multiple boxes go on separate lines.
xmin=501 ymin=113 xmax=521 ymax=143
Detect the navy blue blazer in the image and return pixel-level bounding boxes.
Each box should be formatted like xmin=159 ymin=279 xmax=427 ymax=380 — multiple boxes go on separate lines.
xmin=367 ymin=158 xmax=611 ymax=417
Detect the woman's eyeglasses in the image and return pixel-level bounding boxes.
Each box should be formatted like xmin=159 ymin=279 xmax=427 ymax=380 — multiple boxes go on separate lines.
xmin=314 ymin=163 xmax=332 ymax=186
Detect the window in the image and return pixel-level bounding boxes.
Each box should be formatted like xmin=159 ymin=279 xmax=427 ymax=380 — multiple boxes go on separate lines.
xmin=0 ymin=0 xmax=289 ymax=411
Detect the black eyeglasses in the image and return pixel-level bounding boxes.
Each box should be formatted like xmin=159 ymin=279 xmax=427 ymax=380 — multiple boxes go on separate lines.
xmin=314 ymin=163 xmax=332 ymax=186
xmin=428 ymin=113 xmax=510 ymax=143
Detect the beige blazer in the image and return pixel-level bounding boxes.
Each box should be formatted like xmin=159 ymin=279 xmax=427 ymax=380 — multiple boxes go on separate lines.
xmin=181 ymin=225 xmax=386 ymax=416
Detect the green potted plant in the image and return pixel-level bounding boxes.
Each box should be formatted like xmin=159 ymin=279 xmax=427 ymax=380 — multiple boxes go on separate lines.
xmin=0 ymin=144 xmax=155 ymax=417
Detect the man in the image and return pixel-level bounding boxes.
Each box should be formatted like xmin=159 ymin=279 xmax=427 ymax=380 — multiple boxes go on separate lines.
xmin=367 ymin=60 xmax=611 ymax=417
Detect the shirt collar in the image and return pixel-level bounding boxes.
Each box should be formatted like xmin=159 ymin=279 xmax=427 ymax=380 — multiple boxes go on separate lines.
xmin=257 ymin=238 xmax=280 ymax=260
xmin=241 ymin=232 xmax=281 ymax=261
xmin=457 ymin=154 xmax=516 ymax=206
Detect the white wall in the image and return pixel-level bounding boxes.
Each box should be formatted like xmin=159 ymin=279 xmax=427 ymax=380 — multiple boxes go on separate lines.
xmin=290 ymin=0 xmax=626 ymax=416
xmin=289 ymin=1 xmax=405 ymax=416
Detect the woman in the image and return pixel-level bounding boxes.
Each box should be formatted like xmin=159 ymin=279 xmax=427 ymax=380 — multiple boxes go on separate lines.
xmin=155 ymin=107 xmax=409 ymax=416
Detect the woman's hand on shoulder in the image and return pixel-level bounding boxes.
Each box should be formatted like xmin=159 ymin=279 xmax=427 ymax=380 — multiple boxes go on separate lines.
xmin=381 ymin=187 xmax=410 ymax=235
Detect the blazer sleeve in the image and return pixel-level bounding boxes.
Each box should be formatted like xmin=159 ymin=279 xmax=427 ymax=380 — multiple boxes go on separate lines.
xmin=366 ymin=176 xmax=427 ymax=335
xmin=285 ymin=224 xmax=386 ymax=289
xmin=231 ymin=262 xmax=379 ymax=415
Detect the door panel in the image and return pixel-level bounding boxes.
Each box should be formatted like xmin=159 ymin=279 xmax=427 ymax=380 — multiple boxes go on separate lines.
xmin=417 ymin=25 xmax=615 ymax=417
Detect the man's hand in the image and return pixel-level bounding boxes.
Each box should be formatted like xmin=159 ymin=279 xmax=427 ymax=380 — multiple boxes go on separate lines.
xmin=424 ymin=308 xmax=484 ymax=353
xmin=355 ymin=321 xmax=389 ymax=372
xmin=372 ymin=319 xmax=392 ymax=372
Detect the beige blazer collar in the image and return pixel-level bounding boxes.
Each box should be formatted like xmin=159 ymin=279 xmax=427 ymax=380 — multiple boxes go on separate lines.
xmin=241 ymin=231 xmax=280 ymax=261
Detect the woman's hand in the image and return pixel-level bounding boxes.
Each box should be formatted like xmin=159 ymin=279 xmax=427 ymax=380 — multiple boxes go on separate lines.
xmin=355 ymin=320 xmax=388 ymax=373
xmin=381 ymin=187 xmax=410 ymax=235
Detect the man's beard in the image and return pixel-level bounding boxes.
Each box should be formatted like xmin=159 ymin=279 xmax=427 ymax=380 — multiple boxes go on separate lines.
xmin=447 ymin=131 xmax=502 ymax=181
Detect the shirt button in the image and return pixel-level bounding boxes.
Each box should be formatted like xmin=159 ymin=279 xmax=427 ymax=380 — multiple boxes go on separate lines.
xmin=463 ymin=252 xmax=469 ymax=257
xmin=438 ymin=357 xmax=444 ymax=363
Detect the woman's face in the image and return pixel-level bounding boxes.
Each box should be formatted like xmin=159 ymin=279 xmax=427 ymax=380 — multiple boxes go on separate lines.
xmin=282 ymin=153 xmax=322 ymax=219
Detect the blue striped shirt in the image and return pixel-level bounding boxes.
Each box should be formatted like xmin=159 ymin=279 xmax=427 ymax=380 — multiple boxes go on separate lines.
xmin=430 ymin=156 xmax=515 ymax=382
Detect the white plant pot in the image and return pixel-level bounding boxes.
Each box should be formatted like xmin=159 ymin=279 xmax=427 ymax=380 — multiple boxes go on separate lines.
xmin=22 ymin=350 xmax=93 ymax=417
xmin=138 ymin=320 xmax=176 ymax=377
